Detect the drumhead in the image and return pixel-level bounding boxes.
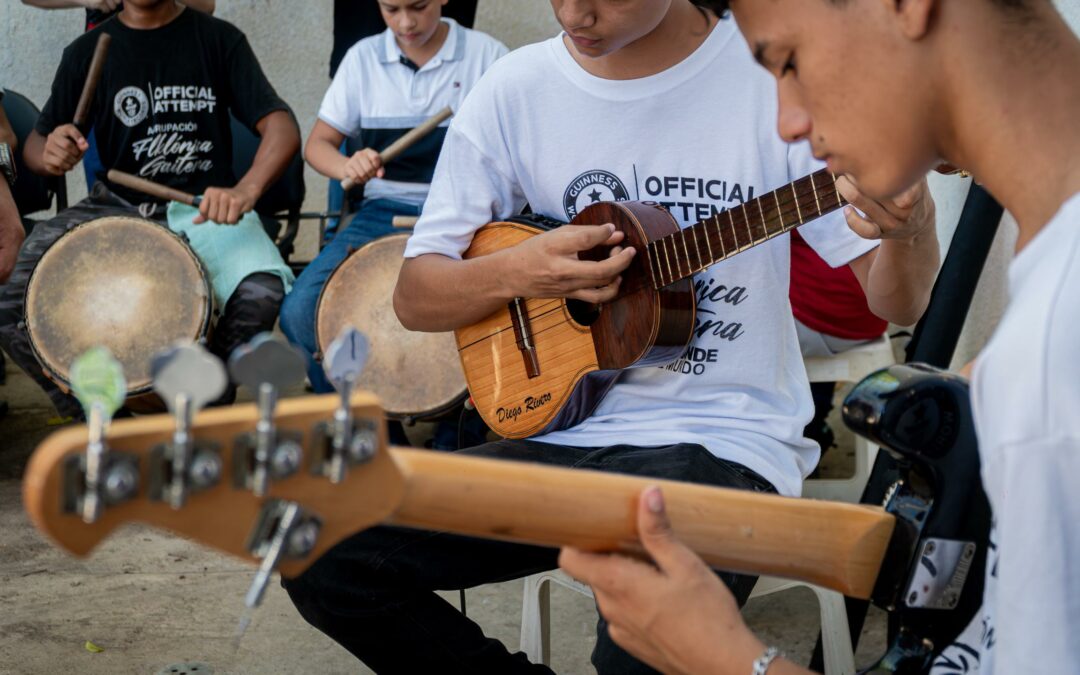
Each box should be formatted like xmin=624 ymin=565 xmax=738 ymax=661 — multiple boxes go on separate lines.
xmin=315 ymin=233 xmax=466 ymax=419
xmin=24 ymin=216 xmax=212 ymax=395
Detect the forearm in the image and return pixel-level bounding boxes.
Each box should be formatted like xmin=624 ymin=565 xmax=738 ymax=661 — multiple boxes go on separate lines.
xmin=0 ymin=180 xmax=26 ymax=283
xmin=394 ymin=253 xmax=516 ymax=332
xmin=0 ymin=110 xmax=16 ymax=150
xmin=0 ymin=181 xmax=20 ymax=235
xmin=22 ymin=131 xmax=51 ymax=177
xmin=864 ymin=227 xmax=940 ymax=326
xmin=236 ymin=110 xmax=300 ymax=199
xmin=21 ymin=0 xmax=87 ymax=8
xmin=304 ymin=132 xmax=350 ymax=182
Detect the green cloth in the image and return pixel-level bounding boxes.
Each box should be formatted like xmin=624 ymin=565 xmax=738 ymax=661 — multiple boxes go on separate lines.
xmin=167 ymin=202 xmax=294 ymax=308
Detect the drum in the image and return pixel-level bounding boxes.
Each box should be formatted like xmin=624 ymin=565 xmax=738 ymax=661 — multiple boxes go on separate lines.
xmin=315 ymin=233 xmax=467 ymax=421
xmin=24 ymin=216 xmax=212 ymax=398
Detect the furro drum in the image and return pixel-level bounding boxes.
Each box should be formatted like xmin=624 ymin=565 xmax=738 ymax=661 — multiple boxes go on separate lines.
xmin=315 ymin=233 xmax=466 ymax=420
xmin=24 ymin=216 xmax=212 ymax=397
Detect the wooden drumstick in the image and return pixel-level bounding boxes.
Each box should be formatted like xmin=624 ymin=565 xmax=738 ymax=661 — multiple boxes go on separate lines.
xmin=391 ymin=216 xmax=419 ymax=228
xmin=341 ymin=106 xmax=453 ymax=192
xmin=74 ymin=33 xmax=112 ymax=128
xmin=107 ymin=169 xmax=203 ymax=207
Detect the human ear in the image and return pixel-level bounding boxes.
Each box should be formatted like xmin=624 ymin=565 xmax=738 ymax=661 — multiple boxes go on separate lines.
xmin=885 ymin=0 xmax=937 ymax=40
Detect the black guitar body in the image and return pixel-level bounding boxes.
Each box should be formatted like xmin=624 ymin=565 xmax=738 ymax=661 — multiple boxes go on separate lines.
xmin=844 ymin=364 xmax=992 ymax=673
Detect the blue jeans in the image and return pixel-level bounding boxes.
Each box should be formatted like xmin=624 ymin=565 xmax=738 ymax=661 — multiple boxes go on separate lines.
xmin=279 ymin=198 xmax=421 ymax=394
xmin=82 ymin=129 xmax=104 ymax=191
xmin=323 ymin=140 xmax=350 ymax=243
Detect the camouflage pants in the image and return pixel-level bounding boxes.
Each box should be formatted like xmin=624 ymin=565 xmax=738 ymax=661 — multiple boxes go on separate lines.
xmin=0 ymin=185 xmax=284 ymax=417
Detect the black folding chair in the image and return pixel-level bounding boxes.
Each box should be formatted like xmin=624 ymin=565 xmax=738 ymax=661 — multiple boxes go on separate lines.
xmin=2 ymin=89 xmax=68 ymax=227
xmin=229 ymin=113 xmax=307 ymax=268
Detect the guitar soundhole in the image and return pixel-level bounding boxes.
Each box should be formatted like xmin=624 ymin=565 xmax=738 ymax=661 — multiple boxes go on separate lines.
xmin=566 ymin=299 xmax=600 ymax=326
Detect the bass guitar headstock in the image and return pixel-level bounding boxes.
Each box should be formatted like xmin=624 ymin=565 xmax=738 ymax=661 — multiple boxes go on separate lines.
xmin=23 ymin=333 xmax=404 ymax=582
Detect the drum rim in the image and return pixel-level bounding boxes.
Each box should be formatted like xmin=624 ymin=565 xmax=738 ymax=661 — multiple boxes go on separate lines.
xmin=313 ymin=232 xmax=413 ymax=355
xmin=314 ymin=232 xmax=467 ymax=420
xmin=22 ymin=215 xmax=214 ymax=396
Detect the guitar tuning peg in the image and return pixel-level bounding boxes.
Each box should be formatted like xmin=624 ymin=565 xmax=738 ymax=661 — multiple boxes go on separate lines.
xmin=322 ymin=325 xmax=370 ymax=391
xmin=235 ymin=499 xmax=322 ymax=645
xmin=151 ymin=342 xmax=228 ymax=413
xmin=148 ymin=342 xmax=228 ymax=509
xmin=228 ymin=332 xmax=306 ymax=394
xmin=71 ymin=345 xmax=127 ymax=420
xmin=316 ymin=327 xmax=377 ymax=484
xmin=68 ymin=347 xmax=138 ymax=523
xmin=227 ymin=333 xmax=307 ymax=497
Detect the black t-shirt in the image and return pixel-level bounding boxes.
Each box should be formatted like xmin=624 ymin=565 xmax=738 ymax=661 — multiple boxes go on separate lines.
xmin=39 ymin=9 xmax=289 ymax=204
xmin=330 ymin=0 xmax=478 ymax=77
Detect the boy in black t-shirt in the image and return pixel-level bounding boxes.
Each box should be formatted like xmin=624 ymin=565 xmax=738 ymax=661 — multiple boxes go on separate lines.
xmin=2 ymin=0 xmax=301 ymax=417
xmin=21 ymin=0 xmax=217 ymax=189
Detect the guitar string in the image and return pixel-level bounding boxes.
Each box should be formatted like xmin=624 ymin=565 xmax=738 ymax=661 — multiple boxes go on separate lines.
xmin=647 ymin=173 xmax=844 ymax=286
xmin=460 ymin=174 xmax=845 ymax=351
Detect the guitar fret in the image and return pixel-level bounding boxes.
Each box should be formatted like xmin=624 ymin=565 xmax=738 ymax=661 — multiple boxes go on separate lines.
xmin=679 ymin=229 xmax=693 ymax=273
xmin=690 ymin=227 xmax=703 ymax=271
xmin=646 ymin=241 xmax=661 ymax=288
xmin=714 ymin=214 xmax=727 ymax=259
xmin=741 ymin=206 xmax=753 ymax=249
xmin=661 ymin=235 xmax=674 ymax=283
xmin=791 ymin=183 xmax=803 ymax=223
xmin=728 ymin=210 xmax=746 ymax=252
xmin=773 ymin=191 xmax=785 ymax=231
xmin=669 ymin=235 xmax=683 ymax=279
xmin=757 ymin=199 xmax=769 ymax=240
xmin=703 ymin=222 xmax=715 ymax=263
xmin=728 ymin=210 xmax=742 ymax=251
xmin=831 ymin=173 xmax=843 ymax=207
xmin=809 ymin=172 xmax=822 ymax=215
xmin=649 ymin=240 xmax=663 ymax=286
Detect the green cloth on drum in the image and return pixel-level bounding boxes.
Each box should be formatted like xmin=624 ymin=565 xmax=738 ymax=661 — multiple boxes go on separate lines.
xmin=166 ymin=202 xmax=294 ymax=308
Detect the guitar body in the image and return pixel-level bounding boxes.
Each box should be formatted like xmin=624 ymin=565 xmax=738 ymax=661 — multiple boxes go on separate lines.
xmin=456 ymin=202 xmax=696 ymax=439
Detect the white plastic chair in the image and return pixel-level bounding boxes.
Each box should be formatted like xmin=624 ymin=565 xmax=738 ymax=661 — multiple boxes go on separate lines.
xmin=517 ymin=336 xmax=896 ymax=673
xmin=802 ymin=334 xmax=896 ymax=502
xmin=519 ymin=570 xmax=856 ymax=674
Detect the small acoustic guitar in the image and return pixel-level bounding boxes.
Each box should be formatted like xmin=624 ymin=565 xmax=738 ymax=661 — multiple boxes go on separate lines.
xmin=456 ymin=169 xmax=846 ymax=439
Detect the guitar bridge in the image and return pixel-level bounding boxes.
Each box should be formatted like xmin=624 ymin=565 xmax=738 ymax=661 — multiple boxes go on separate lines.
xmin=508 ymin=298 xmax=541 ymax=378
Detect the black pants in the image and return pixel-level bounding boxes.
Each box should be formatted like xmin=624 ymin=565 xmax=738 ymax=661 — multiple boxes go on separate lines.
xmin=283 ymin=439 xmax=776 ymax=674
xmin=0 ymin=185 xmax=284 ymax=417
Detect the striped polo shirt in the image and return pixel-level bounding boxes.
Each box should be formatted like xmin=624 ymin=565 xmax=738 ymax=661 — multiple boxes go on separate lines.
xmin=318 ymin=18 xmax=507 ymax=206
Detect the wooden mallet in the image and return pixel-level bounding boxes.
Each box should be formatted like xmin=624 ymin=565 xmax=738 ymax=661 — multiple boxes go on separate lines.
xmin=74 ymin=33 xmax=112 ymax=129
xmin=107 ymin=169 xmax=203 ymax=207
xmin=340 ymin=106 xmax=453 ymax=192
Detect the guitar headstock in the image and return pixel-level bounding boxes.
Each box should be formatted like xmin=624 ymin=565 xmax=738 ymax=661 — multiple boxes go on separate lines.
xmin=22 ymin=391 xmax=406 ymax=578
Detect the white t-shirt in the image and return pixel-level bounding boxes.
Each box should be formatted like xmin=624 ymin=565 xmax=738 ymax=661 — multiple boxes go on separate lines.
xmin=319 ymin=18 xmax=507 ymax=205
xmin=405 ymin=18 xmax=877 ymax=496
xmin=931 ymin=193 xmax=1080 ymax=674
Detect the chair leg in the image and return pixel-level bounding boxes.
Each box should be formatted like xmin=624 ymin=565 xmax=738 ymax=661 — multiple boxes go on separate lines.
xmin=520 ymin=574 xmax=553 ymax=665
xmin=810 ymin=586 xmax=856 ymax=675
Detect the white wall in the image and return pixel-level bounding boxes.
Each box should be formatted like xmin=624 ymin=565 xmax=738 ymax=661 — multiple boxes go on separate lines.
xmin=0 ymin=0 xmax=560 ymax=255
xmin=1 ymin=0 xmax=1077 ymax=365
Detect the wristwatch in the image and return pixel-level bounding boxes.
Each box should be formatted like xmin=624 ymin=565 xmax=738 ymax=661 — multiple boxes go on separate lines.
xmin=0 ymin=143 xmax=16 ymax=189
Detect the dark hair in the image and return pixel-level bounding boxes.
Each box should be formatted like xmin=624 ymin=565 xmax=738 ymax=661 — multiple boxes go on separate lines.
xmin=691 ymin=0 xmax=731 ymax=16
xmin=693 ymin=0 xmax=1032 ymax=16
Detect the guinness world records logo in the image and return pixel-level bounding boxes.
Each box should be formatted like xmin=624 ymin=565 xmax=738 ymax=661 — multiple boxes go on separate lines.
xmin=114 ymin=86 xmax=150 ymax=128
xmin=563 ymin=170 xmax=630 ymax=219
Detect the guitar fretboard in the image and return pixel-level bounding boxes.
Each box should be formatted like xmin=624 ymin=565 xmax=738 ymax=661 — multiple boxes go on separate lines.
xmin=645 ymin=169 xmax=847 ymax=288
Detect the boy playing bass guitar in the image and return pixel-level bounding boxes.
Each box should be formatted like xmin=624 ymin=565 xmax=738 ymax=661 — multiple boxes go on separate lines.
xmin=283 ymin=1 xmax=939 ymax=672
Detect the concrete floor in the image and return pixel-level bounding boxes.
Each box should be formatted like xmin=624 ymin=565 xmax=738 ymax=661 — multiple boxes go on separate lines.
xmin=0 ymin=360 xmax=887 ymax=674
